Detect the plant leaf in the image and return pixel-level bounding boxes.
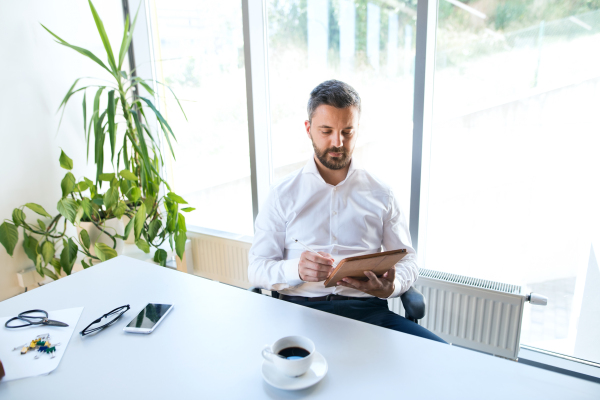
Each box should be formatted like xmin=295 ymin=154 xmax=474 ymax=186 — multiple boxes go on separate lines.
xmin=77 ymin=181 xmax=89 ymax=192
xmin=57 ymin=78 xmax=81 ymax=111
xmin=60 ymin=238 xmax=78 ymax=275
xmin=80 ymin=198 xmax=93 ymax=219
xmin=128 ymin=186 xmax=141 ymax=203
xmin=123 ymin=216 xmax=135 ymax=240
xmin=59 ymin=149 xmax=73 ymax=170
xmin=61 ymin=172 xmax=76 ymax=198
xmin=134 ymin=203 xmax=146 ymax=240
xmin=40 ymin=24 xmax=113 ymax=75
xmin=81 ymin=259 xmax=91 ymax=269
xmin=143 ymin=195 xmax=155 ymax=215
xmin=130 ymin=110 xmax=152 ymax=185
xmin=167 ymin=192 xmax=188 ymax=204
xmin=118 ymin=3 xmax=140 ymax=70
xmin=36 ymin=255 xmax=44 ymax=277
xmin=119 ymin=169 xmax=138 ymax=181
xmin=56 ymin=79 xmax=82 ymax=132
xmin=42 ymin=267 xmax=59 ymax=280
xmin=148 ymin=219 xmax=162 ymax=242
xmin=25 ymin=203 xmax=52 ymax=218
xmin=82 ymin=91 xmax=87 ymax=144
xmin=0 ymin=222 xmax=19 ymax=256
xmin=41 ymin=241 xmax=55 ymax=264
xmin=93 ymin=87 xmax=106 ymax=182
xmin=80 ymin=228 xmax=91 ymax=249
xmin=175 ymin=230 xmax=187 ymax=260
xmin=135 ymin=239 xmax=150 ymax=253
xmin=99 ymin=173 xmax=115 ymax=181
xmin=181 ymin=207 xmax=196 ymax=212
xmin=38 ymin=219 xmax=47 ymax=231
xmin=94 ymin=242 xmax=117 ymax=262
xmin=84 ymin=177 xmax=96 ymax=196
xmin=12 ymin=208 xmax=26 ymax=226
xmin=153 ymin=249 xmax=167 ymax=266
xmin=113 ymin=201 xmax=127 ymax=219
xmin=57 ymin=198 xmax=78 ymax=223
xmin=104 ymin=186 xmax=118 ymax=209
xmin=87 ymin=0 xmax=117 ymax=73
xmin=156 ymin=80 xmax=188 ymax=121
xmin=107 ymin=90 xmax=116 ymax=161
xmin=74 ymin=206 xmax=84 ymax=226
xmin=50 ymin=258 xmax=62 ymax=276
xmin=23 ymin=233 xmax=39 ymax=264
xmin=177 ymin=212 xmax=186 ymax=234
xmin=166 ymin=201 xmax=178 ymax=233
xmin=134 ymin=77 xmax=155 ymax=96
xmin=139 ymin=97 xmax=177 ymax=159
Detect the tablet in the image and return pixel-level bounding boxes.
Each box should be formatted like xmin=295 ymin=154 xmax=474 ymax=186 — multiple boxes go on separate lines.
xmin=323 ymin=249 xmax=407 ymax=288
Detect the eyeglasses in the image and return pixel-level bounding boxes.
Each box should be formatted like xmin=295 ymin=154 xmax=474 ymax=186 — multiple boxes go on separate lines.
xmin=80 ymin=305 xmax=130 ymax=337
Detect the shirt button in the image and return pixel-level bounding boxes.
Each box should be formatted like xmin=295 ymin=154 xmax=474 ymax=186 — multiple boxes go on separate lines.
xmin=332 ymin=236 xmax=337 ymax=241
xmin=333 ymin=187 xmax=337 ymax=191
xmin=333 ymin=211 xmax=337 ymax=215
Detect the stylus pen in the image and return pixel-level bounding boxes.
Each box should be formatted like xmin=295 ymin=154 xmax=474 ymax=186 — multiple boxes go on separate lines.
xmin=293 ymin=238 xmax=337 ymax=267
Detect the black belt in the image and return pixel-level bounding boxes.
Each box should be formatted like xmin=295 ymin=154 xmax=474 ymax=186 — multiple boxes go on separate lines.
xmin=280 ymin=294 xmax=371 ymax=302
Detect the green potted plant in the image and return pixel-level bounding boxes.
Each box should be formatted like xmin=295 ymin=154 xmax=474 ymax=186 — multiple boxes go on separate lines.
xmin=0 ymin=1 xmax=193 ymax=280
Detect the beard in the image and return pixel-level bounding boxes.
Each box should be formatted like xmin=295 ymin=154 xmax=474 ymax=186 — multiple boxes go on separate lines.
xmin=310 ymin=137 xmax=351 ymax=170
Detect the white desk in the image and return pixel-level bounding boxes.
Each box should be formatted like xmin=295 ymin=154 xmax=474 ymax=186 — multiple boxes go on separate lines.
xmin=0 ymin=256 xmax=598 ymax=399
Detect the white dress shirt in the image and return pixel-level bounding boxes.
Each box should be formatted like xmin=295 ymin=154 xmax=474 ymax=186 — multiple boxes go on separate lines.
xmin=248 ymin=158 xmax=418 ymax=298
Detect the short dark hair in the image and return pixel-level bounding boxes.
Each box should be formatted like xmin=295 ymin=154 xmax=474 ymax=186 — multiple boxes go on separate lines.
xmin=307 ymin=80 xmax=361 ymax=122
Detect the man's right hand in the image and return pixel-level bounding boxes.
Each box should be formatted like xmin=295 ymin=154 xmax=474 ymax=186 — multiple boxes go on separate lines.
xmin=298 ymin=251 xmax=335 ymax=282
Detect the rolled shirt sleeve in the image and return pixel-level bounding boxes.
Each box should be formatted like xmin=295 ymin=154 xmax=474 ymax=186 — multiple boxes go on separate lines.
xmin=248 ymin=190 xmax=304 ymax=290
xmin=381 ymin=190 xmax=419 ymax=298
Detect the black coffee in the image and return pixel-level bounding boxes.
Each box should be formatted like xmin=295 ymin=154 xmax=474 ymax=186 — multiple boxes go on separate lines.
xmin=277 ymin=347 xmax=310 ymax=360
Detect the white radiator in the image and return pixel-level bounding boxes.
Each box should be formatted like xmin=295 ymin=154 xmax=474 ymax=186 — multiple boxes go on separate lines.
xmin=389 ymin=269 xmax=527 ymax=359
xmin=190 ymin=233 xmax=539 ymax=360
xmin=189 ymin=232 xmax=252 ymax=289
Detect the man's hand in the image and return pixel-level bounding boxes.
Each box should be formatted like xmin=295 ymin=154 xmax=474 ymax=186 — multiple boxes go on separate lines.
xmin=299 ymin=251 xmax=335 ymax=282
xmin=337 ymin=267 xmax=396 ymax=298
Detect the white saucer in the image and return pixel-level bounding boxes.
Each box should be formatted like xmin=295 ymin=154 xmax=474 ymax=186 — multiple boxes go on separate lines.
xmin=262 ymin=351 xmax=328 ymax=391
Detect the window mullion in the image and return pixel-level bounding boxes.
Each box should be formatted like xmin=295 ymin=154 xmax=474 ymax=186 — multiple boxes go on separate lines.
xmin=242 ymin=0 xmax=274 ymax=230
xmin=410 ymin=0 xmax=438 ymax=261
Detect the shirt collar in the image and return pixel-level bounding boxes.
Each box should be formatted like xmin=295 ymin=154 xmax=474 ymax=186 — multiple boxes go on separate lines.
xmin=302 ymin=156 xmax=362 ymax=185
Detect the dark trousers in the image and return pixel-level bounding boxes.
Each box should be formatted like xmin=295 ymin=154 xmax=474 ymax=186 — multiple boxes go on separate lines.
xmin=287 ymin=297 xmax=447 ymax=343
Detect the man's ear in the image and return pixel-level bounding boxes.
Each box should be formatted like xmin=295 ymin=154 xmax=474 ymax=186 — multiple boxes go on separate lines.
xmin=304 ymin=120 xmax=311 ymax=138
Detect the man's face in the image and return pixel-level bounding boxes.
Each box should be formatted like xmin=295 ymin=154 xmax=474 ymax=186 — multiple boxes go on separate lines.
xmin=305 ymin=104 xmax=359 ymax=170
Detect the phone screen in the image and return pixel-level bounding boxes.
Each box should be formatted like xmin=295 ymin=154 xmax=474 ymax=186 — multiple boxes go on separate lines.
xmin=126 ymin=303 xmax=173 ymax=329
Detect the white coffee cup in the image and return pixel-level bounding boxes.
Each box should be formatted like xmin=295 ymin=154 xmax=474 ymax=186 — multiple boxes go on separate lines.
xmin=262 ymin=336 xmax=315 ymax=377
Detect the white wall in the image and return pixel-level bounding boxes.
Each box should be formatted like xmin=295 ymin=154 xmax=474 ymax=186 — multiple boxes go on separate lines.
xmin=0 ymin=0 xmax=124 ymax=301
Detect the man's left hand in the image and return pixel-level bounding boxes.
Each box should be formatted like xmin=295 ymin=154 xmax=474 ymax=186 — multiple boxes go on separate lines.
xmin=336 ymin=267 xmax=396 ymax=298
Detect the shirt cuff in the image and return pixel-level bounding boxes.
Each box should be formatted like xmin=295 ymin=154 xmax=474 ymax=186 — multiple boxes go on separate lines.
xmin=379 ymin=279 xmax=403 ymax=299
xmin=282 ymin=258 xmax=303 ymax=287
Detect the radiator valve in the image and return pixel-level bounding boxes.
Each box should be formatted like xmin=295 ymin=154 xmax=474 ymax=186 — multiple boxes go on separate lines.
xmin=526 ymin=292 xmax=548 ymax=306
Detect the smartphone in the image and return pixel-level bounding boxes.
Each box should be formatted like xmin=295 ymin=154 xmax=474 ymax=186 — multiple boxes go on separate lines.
xmin=123 ymin=303 xmax=174 ymax=334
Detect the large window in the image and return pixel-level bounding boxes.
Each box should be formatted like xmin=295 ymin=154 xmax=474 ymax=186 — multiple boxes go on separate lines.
xmin=425 ymin=0 xmax=600 ymax=362
xmin=151 ymin=0 xmax=254 ymax=235
xmin=267 ymin=0 xmax=417 ymax=214
xmin=145 ymin=0 xmax=600 ymax=364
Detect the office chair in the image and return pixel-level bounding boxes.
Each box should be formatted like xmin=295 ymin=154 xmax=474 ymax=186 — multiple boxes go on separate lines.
xmin=248 ymin=285 xmax=426 ymax=323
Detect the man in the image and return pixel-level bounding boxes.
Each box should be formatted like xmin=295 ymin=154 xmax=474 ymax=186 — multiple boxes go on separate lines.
xmin=248 ymin=80 xmax=444 ymax=343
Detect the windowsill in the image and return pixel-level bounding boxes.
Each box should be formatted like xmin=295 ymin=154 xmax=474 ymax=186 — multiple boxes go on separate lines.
xmin=187 ymin=224 xmax=253 ymax=244
xmin=518 ymin=346 xmax=600 ymax=384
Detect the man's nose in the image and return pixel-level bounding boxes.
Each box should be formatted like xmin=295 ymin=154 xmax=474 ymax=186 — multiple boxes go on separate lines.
xmin=331 ymin=131 xmax=343 ymax=147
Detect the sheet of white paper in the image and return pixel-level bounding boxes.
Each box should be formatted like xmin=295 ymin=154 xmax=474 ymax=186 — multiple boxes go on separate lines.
xmin=0 ymin=307 xmax=83 ymax=381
